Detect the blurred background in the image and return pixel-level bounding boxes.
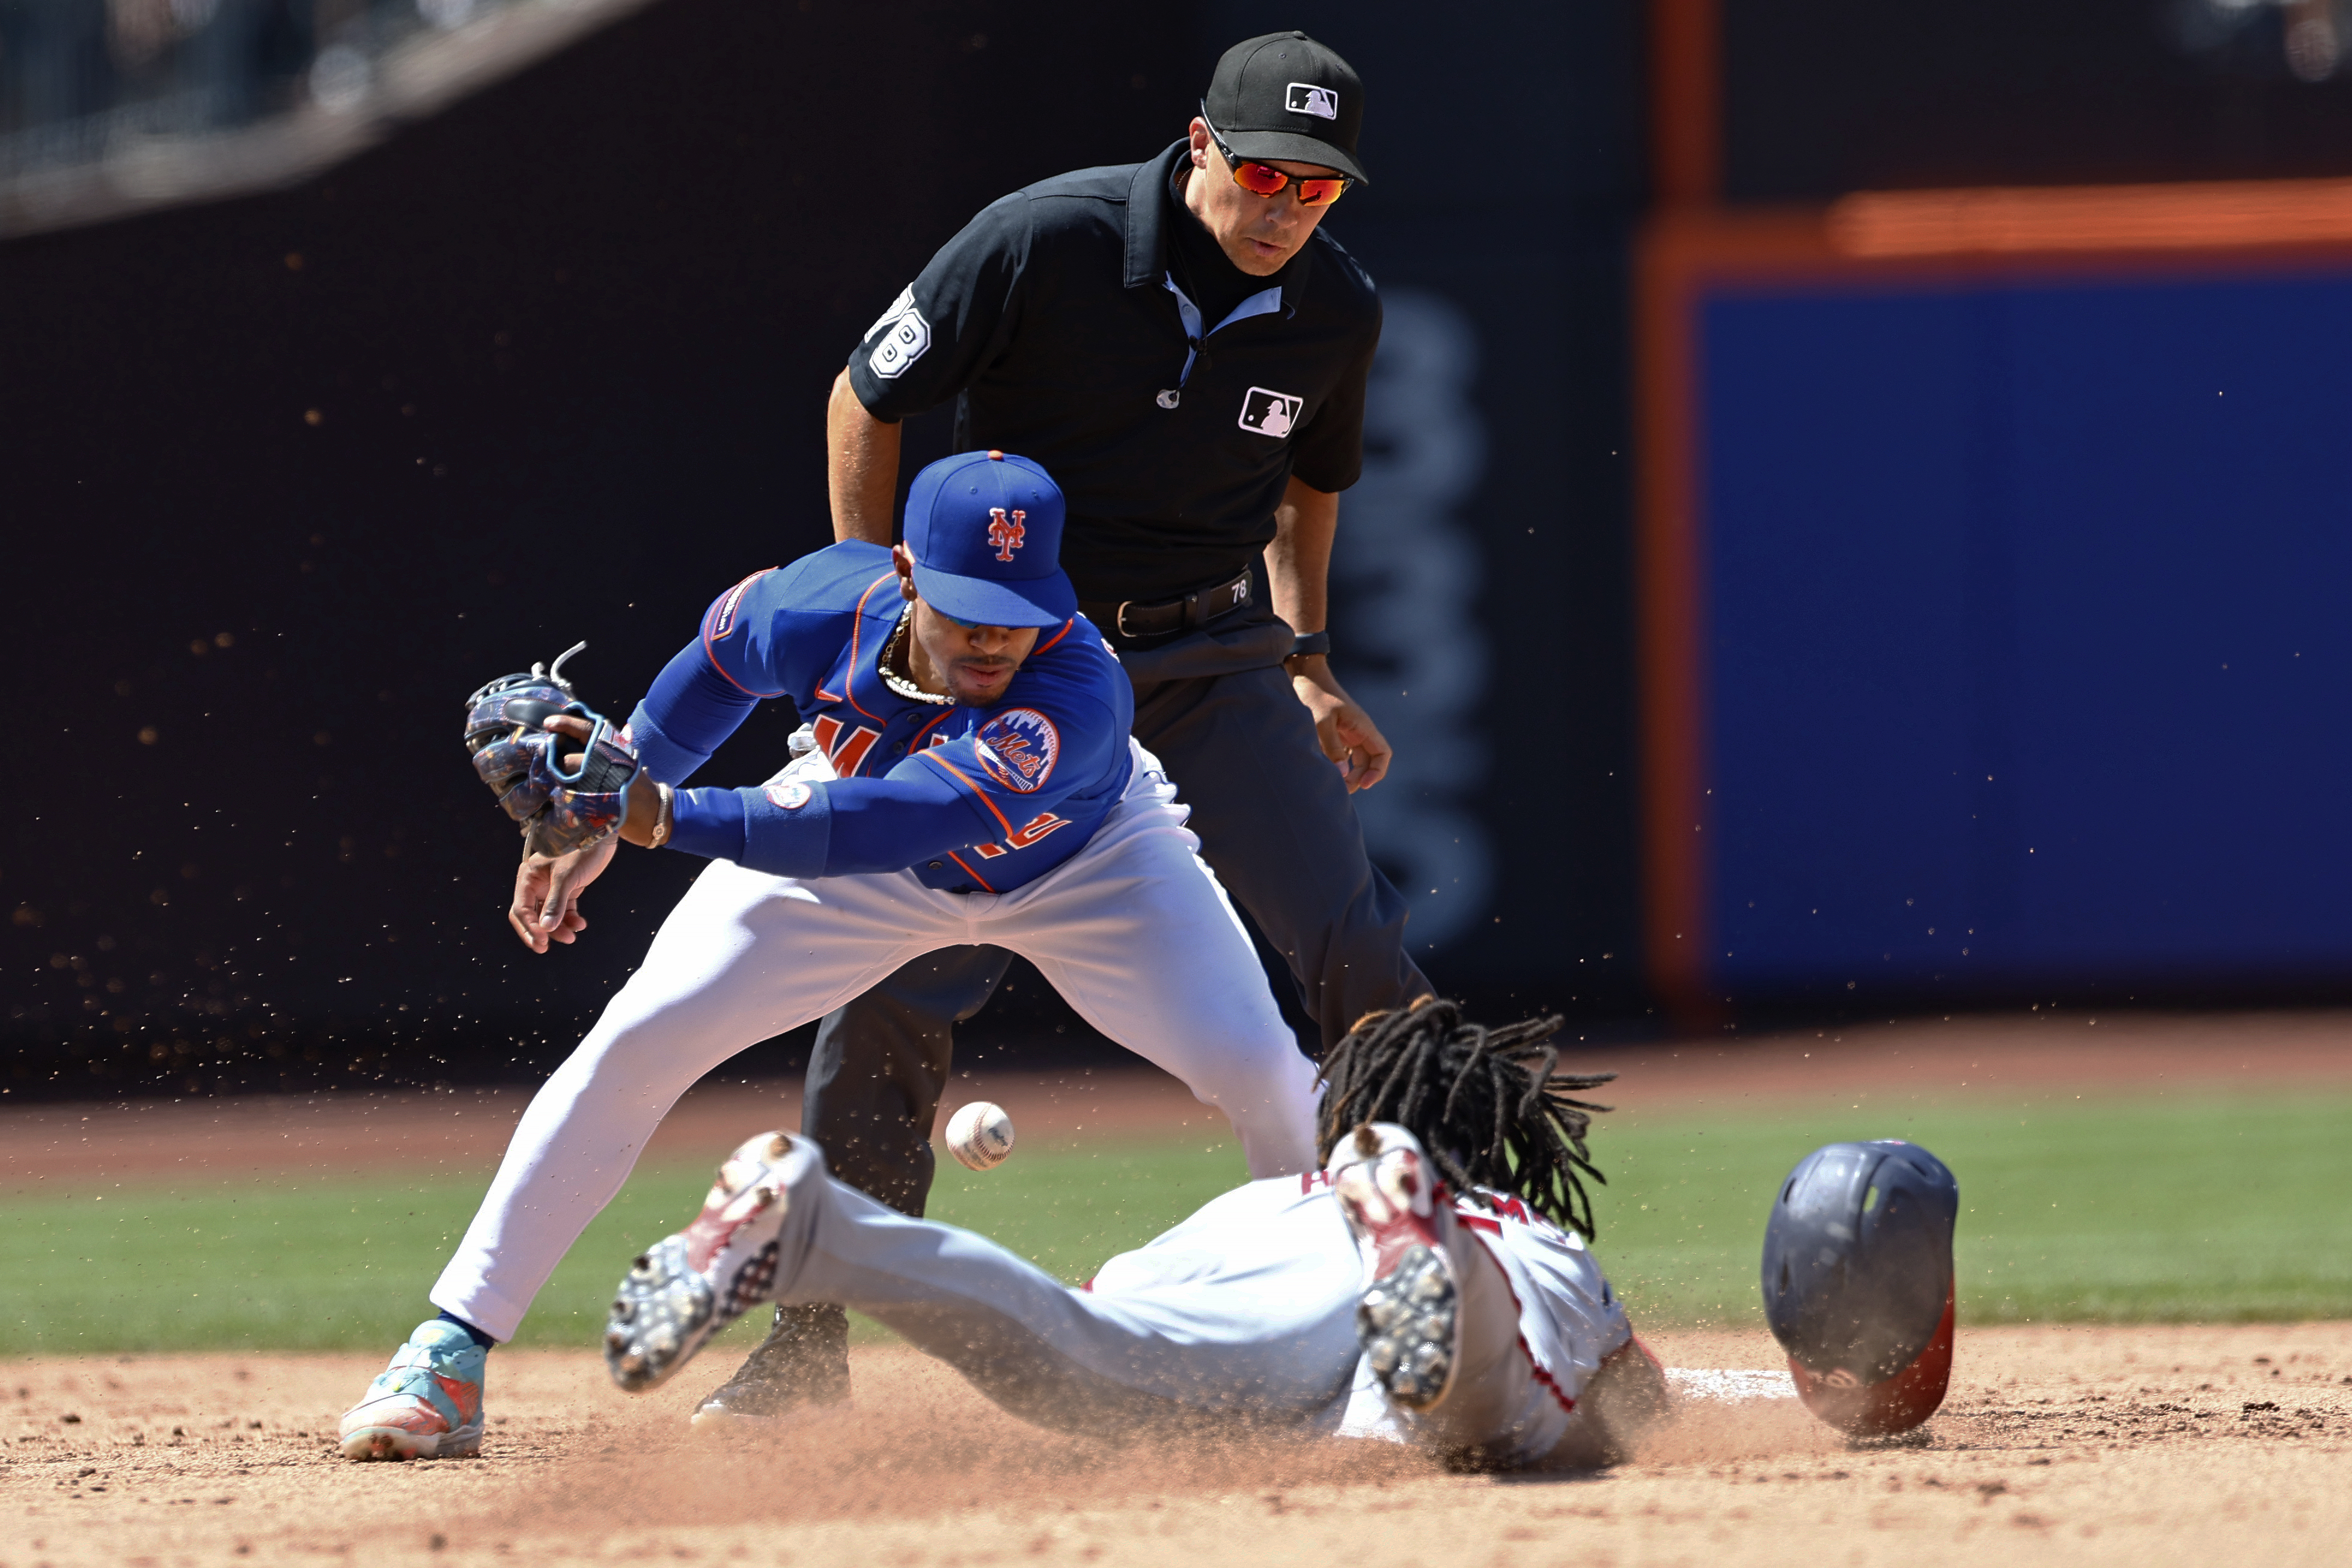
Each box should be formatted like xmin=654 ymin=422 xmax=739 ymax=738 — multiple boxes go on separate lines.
xmin=5 ymin=0 xmax=2352 ymax=1099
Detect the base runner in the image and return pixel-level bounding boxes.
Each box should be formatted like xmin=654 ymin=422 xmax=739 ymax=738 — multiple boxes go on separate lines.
xmin=335 ymin=450 xmax=1319 ymax=1460
xmin=601 ymin=1003 xmax=1676 ymax=1471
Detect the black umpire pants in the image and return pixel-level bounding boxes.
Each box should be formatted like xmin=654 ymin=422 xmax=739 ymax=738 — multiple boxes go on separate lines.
xmin=799 ymin=593 xmax=1431 ymax=1215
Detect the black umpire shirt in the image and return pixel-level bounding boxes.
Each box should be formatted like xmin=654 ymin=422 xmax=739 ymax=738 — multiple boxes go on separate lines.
xmin=847 ymin=140 xmax=1382 ymax=607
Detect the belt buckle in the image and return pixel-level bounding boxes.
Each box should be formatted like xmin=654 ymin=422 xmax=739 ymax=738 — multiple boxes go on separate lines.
xmin=1115 ymin=600 xmax=1146 ymax=639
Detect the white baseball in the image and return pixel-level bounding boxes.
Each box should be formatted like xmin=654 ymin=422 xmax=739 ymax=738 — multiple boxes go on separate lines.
xmin=944 ymin=1100 xmax=1016 ymax=1171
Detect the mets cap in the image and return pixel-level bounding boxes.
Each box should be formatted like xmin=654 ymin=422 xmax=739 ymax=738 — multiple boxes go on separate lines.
xmin=902 ymin=450 xmax=1076 ymax=630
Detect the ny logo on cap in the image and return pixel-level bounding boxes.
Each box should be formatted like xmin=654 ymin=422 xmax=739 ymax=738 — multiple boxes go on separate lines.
xmin=1286 ymin=82 xmax=1339 ymax=120
xmin=987 ymin=507 xmax=1027 ymax=562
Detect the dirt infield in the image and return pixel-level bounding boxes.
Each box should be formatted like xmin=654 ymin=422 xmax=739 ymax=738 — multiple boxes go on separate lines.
xmin=5 ymin=1323 xmax=2347 ymax=1567
xmin=8 ymin=1011 xmax=2350 ymax=1561
xmin=8 ymin=1007 xmax=2348 ymax=1189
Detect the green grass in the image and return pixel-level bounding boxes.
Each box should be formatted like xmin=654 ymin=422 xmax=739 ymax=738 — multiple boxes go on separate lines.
xmin=1593 ymin=1090 xmax=2352 ymax=1328
xmin=0 ymin=1133 xmax=1250 ymax=1356
xmin=5 ymin=1090 xmax=2347 ymax=1355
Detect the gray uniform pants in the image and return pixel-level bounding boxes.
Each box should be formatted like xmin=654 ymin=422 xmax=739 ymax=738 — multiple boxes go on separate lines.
xmin=802 ymin=597 xmax=1430 ymax=1213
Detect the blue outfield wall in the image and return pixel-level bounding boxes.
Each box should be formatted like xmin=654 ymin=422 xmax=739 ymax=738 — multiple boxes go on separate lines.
xmin=1699 ymin=270 xmax=2352 ymax=997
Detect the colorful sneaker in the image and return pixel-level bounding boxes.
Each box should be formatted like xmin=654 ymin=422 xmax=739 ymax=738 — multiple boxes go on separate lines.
xmin=338 ymin=1319 xmax=487 ymax=1460
xmin=605 ymin=1130 xmax=798 ymax=1395
xmin=1330 ymin=1122 xmax=1461 ymax=1411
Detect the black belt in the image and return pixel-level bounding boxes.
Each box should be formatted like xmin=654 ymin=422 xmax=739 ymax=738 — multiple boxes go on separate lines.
xmin=1081 ymin=566 xmax=1253 ymax=642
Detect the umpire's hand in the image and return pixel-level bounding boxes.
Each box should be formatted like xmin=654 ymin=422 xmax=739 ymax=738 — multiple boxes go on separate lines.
xmin=1288 ymin=654 xmax=1392 ymax=792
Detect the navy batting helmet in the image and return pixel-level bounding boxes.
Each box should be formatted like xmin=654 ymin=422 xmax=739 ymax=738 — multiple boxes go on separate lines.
xmin=1761 ymin=1139 xmax=1958 ymax=1436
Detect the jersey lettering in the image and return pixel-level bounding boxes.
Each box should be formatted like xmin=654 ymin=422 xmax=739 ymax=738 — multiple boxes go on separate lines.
xmin=970 ymin=811 xmax=1072 ymax=859
xmin=810 ymin=714 xmax=881 ymax=776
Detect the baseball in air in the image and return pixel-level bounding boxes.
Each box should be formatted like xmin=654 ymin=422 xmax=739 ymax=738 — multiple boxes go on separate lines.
xmin=945 ymin=1100 xmax=1016 ymax=1171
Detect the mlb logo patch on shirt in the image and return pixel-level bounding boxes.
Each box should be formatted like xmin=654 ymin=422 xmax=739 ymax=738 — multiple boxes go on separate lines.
xmin=1238 ymin=387 xmax=1303 ymax=439
xmin=1287 ymin=83 xmax=1339 ymax=120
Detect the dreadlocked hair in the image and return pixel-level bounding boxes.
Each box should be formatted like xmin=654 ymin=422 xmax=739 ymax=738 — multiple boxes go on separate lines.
xmin=1315 ymin=998 xmax=1617 ymax=1240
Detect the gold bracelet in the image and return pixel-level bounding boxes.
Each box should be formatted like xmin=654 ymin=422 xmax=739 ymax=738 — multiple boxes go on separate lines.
xmin=650 ymin=782 xmax=674 ymax=849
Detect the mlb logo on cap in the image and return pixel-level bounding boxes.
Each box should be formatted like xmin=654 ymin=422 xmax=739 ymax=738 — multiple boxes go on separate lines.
xmin=902 ymin=450 xmax=1077 ymax=630
xmin=1286 ymin=83 xmax=1339 ymax=120
xmin=1203 ymin=31 xmax=1368 ymax=183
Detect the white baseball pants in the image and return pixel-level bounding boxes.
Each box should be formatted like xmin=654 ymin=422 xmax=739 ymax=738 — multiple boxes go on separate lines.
xmin=432 ymin=742 xmax=1321 ymax=1342
xmin=697 ymin=1134 xmax=1610 ymax=1464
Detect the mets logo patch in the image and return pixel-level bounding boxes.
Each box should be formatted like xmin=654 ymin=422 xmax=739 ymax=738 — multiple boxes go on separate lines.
xmin=765 ymin=781 xmax=814 ymax=810
xmin=974 ymin=708 xmax=1060 ymax=795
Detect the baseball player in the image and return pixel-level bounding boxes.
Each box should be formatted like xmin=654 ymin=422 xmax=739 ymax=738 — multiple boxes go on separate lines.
xmin=604 ymin=1002 xmax=1673 ymax=1471
xmin=335 ymin=450 xmax=1322 ymax=1460
xmin=713 ymin=27 xmax=1435 ymax=1423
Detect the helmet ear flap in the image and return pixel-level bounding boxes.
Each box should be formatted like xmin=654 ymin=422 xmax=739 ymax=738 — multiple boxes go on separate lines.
xmin=1761 ymin=1139 xmax=1958 ymax=1437
xmin=1788 ymin=1284 xmax=1955 ymax=1438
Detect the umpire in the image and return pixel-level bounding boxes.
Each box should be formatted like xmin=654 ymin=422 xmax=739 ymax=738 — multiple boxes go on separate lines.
xmin=696 ymin=31 xmax=1431 ymax=1421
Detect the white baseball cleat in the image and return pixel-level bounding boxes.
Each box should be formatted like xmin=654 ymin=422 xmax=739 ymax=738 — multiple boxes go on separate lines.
xmin=1330 ymin=1122 xmax=1461 ymax=1411
xmin=604 ymin=1130 xmax=797 ymax=1394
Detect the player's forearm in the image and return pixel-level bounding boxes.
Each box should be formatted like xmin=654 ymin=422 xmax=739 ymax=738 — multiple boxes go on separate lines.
xmin=626 ymin=640 xmax=760 ymax=784
xmin=664 ymin=772 xmax=998 ymax=880
xmin=828 ymin=368 xmax=902 ymax=546
xmin=1267 ymin=475 xmax=1337 ymax=635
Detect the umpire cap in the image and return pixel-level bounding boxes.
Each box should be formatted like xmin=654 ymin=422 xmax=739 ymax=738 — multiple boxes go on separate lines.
xmin=1761 ymin=1139 xmax=1959 ymax=1436
xmin=1203 ymin=32 xmax=1368 ymax=183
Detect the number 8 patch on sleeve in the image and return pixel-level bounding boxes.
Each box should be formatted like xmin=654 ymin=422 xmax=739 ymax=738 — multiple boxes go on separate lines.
xmin=866 ymin=285 xmax=932 ymax=379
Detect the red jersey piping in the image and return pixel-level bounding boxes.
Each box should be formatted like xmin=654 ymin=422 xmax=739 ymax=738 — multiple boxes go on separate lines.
xmin=843 ymin=573 xmax=896 ymax=724
xmin=920 ymin=753 xmax=1015 ymax=836
xmin=946 ymin=851 xmax=999 ymax=893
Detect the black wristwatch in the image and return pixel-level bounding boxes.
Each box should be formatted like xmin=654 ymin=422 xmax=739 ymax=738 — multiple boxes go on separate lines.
xmin=1286 ymin=631 xmax=1332 ymax=661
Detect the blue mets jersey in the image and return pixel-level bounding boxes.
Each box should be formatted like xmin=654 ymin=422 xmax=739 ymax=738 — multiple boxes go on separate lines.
xmin=624 ymin=540 xmax=1134 ymax=894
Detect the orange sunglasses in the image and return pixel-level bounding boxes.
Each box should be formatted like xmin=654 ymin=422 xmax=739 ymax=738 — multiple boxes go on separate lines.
xmin=1204 ymin=118 xmax=1353 ymax=209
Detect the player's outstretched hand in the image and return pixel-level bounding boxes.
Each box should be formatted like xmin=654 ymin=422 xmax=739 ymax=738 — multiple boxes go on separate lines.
xmin=1289 ymin=657 xmax=1393 ymax=793
xmin=509 ymin=833 xmax=619 ymax=952
xmin=507 ymin=713 xmax=665 ymax=951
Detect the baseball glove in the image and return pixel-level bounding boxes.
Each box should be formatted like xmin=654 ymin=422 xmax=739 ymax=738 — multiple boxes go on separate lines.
xmin=462 ymin=641 xmax=643 ymax=858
